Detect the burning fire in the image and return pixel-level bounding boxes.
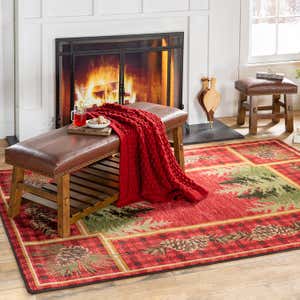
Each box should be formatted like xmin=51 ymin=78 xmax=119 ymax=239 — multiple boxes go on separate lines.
xmin=75 ymin=64 xmax=136 ymax=107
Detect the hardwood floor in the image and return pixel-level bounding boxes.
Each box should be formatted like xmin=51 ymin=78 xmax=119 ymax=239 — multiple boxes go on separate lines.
xmin=1 ymin=114 xmax=300 ymax=300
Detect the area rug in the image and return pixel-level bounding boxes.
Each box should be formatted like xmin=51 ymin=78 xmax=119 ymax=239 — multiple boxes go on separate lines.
xmin=1 ymin=139 xmax=300 ymax=294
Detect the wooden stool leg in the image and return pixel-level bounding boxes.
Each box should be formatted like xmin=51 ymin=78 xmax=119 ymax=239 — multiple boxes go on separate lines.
xmin=284 ymin=94 xmax=294 ymax=132
xmin=172 ymin=126 xmax=185 ymax=171
xmin=237 ymin=93 xmax=247 ymax=125
xmin=249 ymin=96 xmax=258 ymax=135
xmin=57 ymin=174 xmax=70 ymax=238
xmin=8 ymin=167 xmax=25 ymax=218
xmin=272 ymin=94 xmax=281 ymax=124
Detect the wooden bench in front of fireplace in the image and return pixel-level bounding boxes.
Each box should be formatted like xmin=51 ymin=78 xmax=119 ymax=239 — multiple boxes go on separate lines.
xmin=5 ymin=102 xmax=187 ymax=237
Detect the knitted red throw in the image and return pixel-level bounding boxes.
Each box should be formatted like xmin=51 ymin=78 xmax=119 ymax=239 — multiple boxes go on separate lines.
xmin=87 ymin=104 xmax=208 ymax=207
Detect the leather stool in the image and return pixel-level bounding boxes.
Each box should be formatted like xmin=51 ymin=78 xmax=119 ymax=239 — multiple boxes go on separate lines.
xmin=235 ymin=78 xmax=298 ymax=135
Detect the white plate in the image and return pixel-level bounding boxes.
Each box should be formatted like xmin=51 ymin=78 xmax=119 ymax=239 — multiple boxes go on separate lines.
xmin=86 ymin=119 xmax=110 ymax=129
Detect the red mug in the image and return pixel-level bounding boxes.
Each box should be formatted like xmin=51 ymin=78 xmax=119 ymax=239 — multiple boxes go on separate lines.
xmin=71 ymin=109 xmax=87 ymax=127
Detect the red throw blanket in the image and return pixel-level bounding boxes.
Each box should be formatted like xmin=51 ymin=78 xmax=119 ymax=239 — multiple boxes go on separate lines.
xmin=87 ymin=104 xmax=208 ymax=207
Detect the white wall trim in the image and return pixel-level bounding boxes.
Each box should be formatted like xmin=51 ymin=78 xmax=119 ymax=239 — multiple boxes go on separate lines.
xmin=0 ymin=0 xmax=15 ymax=138
xmin=239 ymin=0 xmax=250 ymax=67
xmin=23 ymin=10 xmax=210 ymax=24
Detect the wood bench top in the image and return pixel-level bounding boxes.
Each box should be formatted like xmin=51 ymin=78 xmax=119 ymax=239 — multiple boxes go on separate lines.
xmin=5 ymin=102 xmax=187 ymax=177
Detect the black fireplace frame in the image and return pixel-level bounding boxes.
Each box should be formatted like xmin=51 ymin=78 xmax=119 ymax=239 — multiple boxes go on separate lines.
xmin=55 ymin=32 xmax=184 ymax=128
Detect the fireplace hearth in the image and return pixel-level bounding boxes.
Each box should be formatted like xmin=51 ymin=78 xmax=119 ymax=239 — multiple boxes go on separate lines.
xmin=56 ymin=32 xmax=184 ymax=127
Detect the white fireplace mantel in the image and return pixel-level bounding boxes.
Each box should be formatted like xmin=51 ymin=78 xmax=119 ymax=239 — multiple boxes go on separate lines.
xmin=1 ymin=0 xmax=243 ymax=140
xmin=13 ymin=0 xmax=210 ymax=140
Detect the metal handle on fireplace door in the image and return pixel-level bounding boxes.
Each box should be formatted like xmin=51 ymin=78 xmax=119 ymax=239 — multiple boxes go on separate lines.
xmin=120 ymin=84 xmax=125 ymax=104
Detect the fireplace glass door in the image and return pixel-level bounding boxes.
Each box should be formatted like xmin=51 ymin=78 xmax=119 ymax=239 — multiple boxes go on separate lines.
xmin=56 ymin=33 xmax=184 ymax=127
xmin=124 ymin=51 xmax=168 ymax=105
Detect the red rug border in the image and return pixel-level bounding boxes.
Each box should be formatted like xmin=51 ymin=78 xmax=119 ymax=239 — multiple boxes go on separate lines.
xmin=2 ymin=205 xmax=300 ymax=295
xmin=2 ymin=193 xmax=300 ymax=294
xmin=184 ymin=138 xmax=300 ymax=155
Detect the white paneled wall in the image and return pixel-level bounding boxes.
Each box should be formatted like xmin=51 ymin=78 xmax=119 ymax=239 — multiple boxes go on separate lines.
xmin=209 ymin=0 xmax=241 ymax=118
xmin=22 ymin=24 xmax=42 ymax=110
xmin=190 ymin=0 xmax=209 ymax=10
xmin=44 ymin=0 xmax=94 ymax=17
xmin=1 ymin=0 xmax=243 ymax=140
xmin=188 ymin=15 xmax=210 ymax=123
xmin=143 ymin=0 xmax=189 ymax=12
xmin=95 ymin=0 xmax=142 ymax=15
xmin=0 ymin=1 xmax=4 ymax=138
xmin=0 ymin=0 xmax=14 ymax=138
xmin=23 ymin=0 xmax=41 ymax=18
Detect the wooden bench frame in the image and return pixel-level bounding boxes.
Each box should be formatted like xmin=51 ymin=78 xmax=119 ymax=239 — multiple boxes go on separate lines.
xmin=8 ymin=126 xmax=185 ymax=238
xmin=237 ymin=93 xmax=294 ymax=135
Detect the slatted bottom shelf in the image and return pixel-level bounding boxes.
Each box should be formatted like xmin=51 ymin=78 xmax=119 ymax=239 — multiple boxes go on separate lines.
xmin=22 ymin=154 xmax=120 ymax=223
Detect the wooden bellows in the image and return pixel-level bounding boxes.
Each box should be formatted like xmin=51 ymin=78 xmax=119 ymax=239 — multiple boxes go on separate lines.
xmin=198 ymin=77 xmax=221 ymax=128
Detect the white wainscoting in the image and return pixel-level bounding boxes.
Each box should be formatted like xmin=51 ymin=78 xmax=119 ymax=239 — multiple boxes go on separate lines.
xmin=209 ymin=0 xmax=241 ymax=118
xmin=0 ymin=6 xmax=4 ymax=138
xmin=23 ymin=0 xmax=42 ymax=18
xmin=143 ymin=0 xmax=189 ymax=12
xmin=44 ymin=0 xmax=94 ymax=17
xmin=188 ymin=15 xmax=209 ymax=124
xmin=0 ymin=0 xmax=14 ymax=138
xmin=94 ymin=0 xmax=142 ymax=15
xmin=0 ymin=0 xmax=244 ymax=140
xmin=190 ymin=0 xmax=209 ymax=10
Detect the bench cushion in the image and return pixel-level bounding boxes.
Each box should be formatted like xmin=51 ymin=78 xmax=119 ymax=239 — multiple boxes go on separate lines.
xmin=5 ymin=102 xmax=187 ymax=177
xmin=235 ymin=78 xmax=298 ymax=96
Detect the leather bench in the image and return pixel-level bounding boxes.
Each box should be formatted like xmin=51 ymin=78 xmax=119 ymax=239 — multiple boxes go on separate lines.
xmin=235 ymin=78 xmax=298 ymax=134
xmin=5 ymin=102 xmax=187 ymax=237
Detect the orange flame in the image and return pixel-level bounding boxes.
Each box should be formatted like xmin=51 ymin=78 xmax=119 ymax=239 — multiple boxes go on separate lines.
xmin=75 ymin=63 xmax=136 ymax=107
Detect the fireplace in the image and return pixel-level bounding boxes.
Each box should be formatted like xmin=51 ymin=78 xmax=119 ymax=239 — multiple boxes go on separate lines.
xmin=55 ymin=32 xmax=184 ymax=127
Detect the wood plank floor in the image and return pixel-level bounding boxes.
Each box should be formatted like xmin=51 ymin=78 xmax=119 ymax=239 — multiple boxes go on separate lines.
xmin=1 ymin=115 xmax=300 ymax=300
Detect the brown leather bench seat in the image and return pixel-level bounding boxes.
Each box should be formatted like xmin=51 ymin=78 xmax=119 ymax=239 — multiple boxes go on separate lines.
xmin=6 ymin=102 xmax=187 ymax=237
xmin=6 ymin=102 xmax=187 ymax=178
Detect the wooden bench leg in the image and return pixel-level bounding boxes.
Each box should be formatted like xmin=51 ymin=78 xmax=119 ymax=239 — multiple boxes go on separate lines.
xmin=8 ymin=167 xmax=25 ymax=218
xmin=272 ymin=94 xmax=281 ymax=124
xmin=57 ymin=174 xmax=70 ymax=238
xmin=237 ymin=93 xmax=247 ymax=125
xmin=249 ymin=96 xmax=258 ymax=135
xmin=172 ymin=126 xmax=185 ymax=171
xmin=284 ymin=94 xmax=294 ymax=133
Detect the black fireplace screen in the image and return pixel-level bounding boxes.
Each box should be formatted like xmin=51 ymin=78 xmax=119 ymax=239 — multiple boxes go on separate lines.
xmin=55 ymin=32 xmax=184 ymax=127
